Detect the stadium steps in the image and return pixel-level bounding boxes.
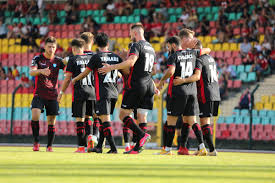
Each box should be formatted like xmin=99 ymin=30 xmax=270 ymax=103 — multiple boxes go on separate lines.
xmin=254 ymin=74 xmax=275 ymax=103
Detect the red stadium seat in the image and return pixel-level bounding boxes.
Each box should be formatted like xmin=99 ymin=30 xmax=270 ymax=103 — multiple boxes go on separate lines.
xmin=224 ymin=51 xmax=231 ymax=58
xmin=234 ymin=58 xmax=242 ymax=65
xmin=227 ymin=80 xmax=233 ymax=89
xmin=232 ymin=51 xmax=239 ymax=58
xmin=92 ymin=3 xmax=100 ymax=10
xmin=233 ymin=28 xmax=240 ymax=35
xmin=209 ymin=28 xmax=216 ymax=36
xmin=78 ymin=3 xmax=86 ymax=10
xmin=210 ymin=51 xmax=215 ymax=58
xmin=215 ymin=51 xmax=223 ymax=58
xmin=226 ymin=58 xmax=234 ymax=65
xmin=121 ymin=24 xmax=129 ymax=30
xmin=233 ymin=80 xmax=242 ymax=89
xmin=114 ymin=24 xmax=122 ymax=30
xmin=101 ymin=24 xmax=108 ymax=30
xmin=209 ymin=21 xmax=216 ymax=28
xmin=108 ymin=24 xmax=115 ymax=30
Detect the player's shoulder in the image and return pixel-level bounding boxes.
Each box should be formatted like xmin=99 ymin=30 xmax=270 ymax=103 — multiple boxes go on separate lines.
xmin=54 ymin=56 xmax=63 ymax=62
xmin=32 ymin=54 xmax=43 ymax=61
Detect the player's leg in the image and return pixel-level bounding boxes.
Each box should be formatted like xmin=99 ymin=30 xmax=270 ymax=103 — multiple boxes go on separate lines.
xmin=85 ymin=100 xmax=98 ymax=150
xmin=123 ymin=123 xmax=131 ymax=151
xmin=130 ymin=109 xmax=138 ymax=149
xmin=178 ymin=115 xmax=191 ymax=155
xmin=46 ymin=115 xmax=56 ymax=152
xmin=176 ymin=116 xmax=183 ymax=150
xmin=160 ymin=115 xmax=177 ymax=155
xmin=30 ymin=96 xmax=44 ymax=151
xmin=74 ymin=116 xmax=86 ymax=153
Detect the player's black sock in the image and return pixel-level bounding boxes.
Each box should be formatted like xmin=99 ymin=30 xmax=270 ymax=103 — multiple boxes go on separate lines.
xmin=123 ymin=116 xmax=145 ymax=138
xmin=76 ymin=122 xmax=85 ymax=147
xmin=163 ymin=121 xmax=168 ymax=147
xmin=96 ymin=121 xmax=104 ymax=149
xmin=93 ymin=117 xmax=100 ymax=138
xmin=123 ymin=124 xmax=130 ymax=144
xmin=102 ymin=121 xmax=117 ymax=151
xmin=31 ymin=120 xmax=39 ymax=143
xmin=181 ymin=123 xmax=190 ymax=148
xmin=132 ymin=132 xmax=138 ymax=144
xmin=47 ymin=125 xmax=56 ymax=147
xmin=84 ymin=118 xmax=92 ymax=147
xmin=166 ymin=125 xmax=176 ymax=148
xmin=202 ymin=124 xmax=215 ymax=152
xmin=177 ymin=135 xmax=181 ymax=149
xmin=192 ymin=123 xmax=204 ymax=145
xmin=139 ymin=123 xmax=147 ymax=133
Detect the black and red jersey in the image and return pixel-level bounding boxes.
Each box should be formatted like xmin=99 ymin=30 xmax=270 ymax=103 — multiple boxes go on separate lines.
xmin=66 ymin=54 xmax=96 ymax=101
xmin=128 ymin=40 xmax=156 ymax=88
xmin=167 ymin=49 xmax=202 ymax=97
xmin=30 ymin=54 xmax=65 ymax=100
xmin=196 ymin=54 xmax=221 ymax=103
xmin=87 ymin=51 xmax=122 ymax=100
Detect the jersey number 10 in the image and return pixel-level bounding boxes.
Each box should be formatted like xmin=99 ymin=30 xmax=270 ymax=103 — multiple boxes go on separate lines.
xmin=144 ymin=53 xmax=154 ymax=72
xmin=80 ymin=68 xmax=92 ymax=85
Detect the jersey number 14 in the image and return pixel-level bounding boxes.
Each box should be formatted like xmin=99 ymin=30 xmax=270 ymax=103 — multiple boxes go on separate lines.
xmin=180 ymin=61 xmax=193 ymax=78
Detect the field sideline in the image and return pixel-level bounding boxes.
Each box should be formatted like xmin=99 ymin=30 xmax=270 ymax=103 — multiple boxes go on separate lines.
xmin=0 ymin=147 xmax=274 ymax=183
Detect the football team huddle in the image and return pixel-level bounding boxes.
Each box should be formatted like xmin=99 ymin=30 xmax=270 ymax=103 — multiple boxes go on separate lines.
xmin=29 ymin=23 xmax=220 ymax=156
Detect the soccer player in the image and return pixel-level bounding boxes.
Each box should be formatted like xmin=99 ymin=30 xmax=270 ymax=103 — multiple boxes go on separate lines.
xmin=79 ymin=32 xmax=101 ymax=149
xmin=57 ymin=38 xmax=96 ymax=153
xmin=157 ymin=35 xmax=210 ymax=155
xmin=98 ymin=23 xmax=156 ymax=154
xmin=72 ymin=32 xmax=125 ymax=154
xmin=174 ymin=40 xmax=220 ymax=156
xmin=29 ymin=36 xmax=66 ymax=152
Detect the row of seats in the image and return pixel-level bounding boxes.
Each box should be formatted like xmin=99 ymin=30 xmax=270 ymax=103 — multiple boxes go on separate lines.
xmin=218 ymin=116 xmax=275 ymax=125
xmin=0 ymin=120 xmax=156 ymax=136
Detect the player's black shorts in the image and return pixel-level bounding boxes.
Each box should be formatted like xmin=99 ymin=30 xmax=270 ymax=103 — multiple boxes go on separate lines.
xmin=199 ymin=101 xmax=219 ymax=118
xmin=121 ymin=83 xmax=154 ymax=110
xmin=167 ymin=94 xmax=199 ymax=116
xmin=72 ymin=100 xmax=95 ymax=118
xmin=95 ymin=98 xmax=117 ymax=115
xmin=176 ymin=115 xmax=183 ymax=129
xmin=31 ymin=96 xmax=59 ymax=116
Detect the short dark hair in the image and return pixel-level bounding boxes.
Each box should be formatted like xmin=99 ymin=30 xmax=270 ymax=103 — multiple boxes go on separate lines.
xmin=178 ymin=28 xmax=195 ymax=39
xmin=45 ymin=36 xmax=57 ymax=45
xmin=80 ymin=32 xmax=94 ymax=44
xmin=130 ymin=22 xmax=144 ymax=30
xmin=71 ymin=38 xmax=85 ymax=48
xmin=95 ymin=32 xmax=109 ymax=47
xmin=195 ymin=40 xmax=203 ymax=49
xmin=165 ymin=36 xmax=181 ymax=46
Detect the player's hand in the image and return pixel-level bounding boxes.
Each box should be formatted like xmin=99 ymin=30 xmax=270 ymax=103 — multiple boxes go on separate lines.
xmin=40 ymin=67 xmax=51 ymax=76
xmin=71 ymin=78 xmax=77 ymax=85
xmin=57 ymin=93 xmax=62 ymax=103
xmin=154 ymin=88 xmax=160 ymax=96
xmin=118 ymin=49 xmax=128 ymax=60
xmin=157 ymin=80 xmax=165 ymax=90
xmin=173 ymin=76 xmax=184 ymax=86
xmin=98 ymin=63 xmax=112 ymax=75
xmin=190 ymin=38 xmax=198 ymax=49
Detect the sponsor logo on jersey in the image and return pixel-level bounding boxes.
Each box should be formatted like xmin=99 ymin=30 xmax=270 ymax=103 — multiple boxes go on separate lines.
xmin=178 ymin=55 xmax=193 ymax=60
xmin=76 ymin=60 xmax=89 ymax=65
xmin=53 ymin=64 xmax=57 ymax=68
xmin=100 ymin=57 xmax=119 ymax=62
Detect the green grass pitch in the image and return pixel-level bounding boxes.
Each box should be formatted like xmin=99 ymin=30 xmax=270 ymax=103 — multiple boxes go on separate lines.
xmin=0 ymin=147 xmax=274 ymax=183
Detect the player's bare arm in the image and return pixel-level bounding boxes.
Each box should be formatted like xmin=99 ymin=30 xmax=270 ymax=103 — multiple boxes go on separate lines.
xmin=158 ymin=65 xmax=175 ymax=90
xmin=173 ymin=69 xmax=201 ymax=86
xmin=57 ymin=72 xmax=72 ymax=103
xmin=200 ymin=48 xmax=211 ymax=55
xmin=71 ymin=68 xmax=91 ymax=85
xmin=98 ymin=54 xmax=138 ymax=75
xmin=30 ymin=67 xmax=51 ymax=77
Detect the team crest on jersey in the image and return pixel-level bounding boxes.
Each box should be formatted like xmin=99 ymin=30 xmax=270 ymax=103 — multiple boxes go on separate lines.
xmin=53 ymin=64 xmax=57 ymax=68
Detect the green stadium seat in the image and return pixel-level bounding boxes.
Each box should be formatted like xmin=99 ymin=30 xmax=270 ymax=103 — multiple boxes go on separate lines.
xmin=100 ymin=17 xmax=106 ymax=24
xmin=175 ymin=8 xmax=182 ymax=15
xmin=20 ymin=18 xmax=27 ymax=25
xmin=259 ymin=110 xmax=267 ymax=116
xmin=261 ymin=117 xmax=270 ymax=125
xmin=41 ymin=17 xmax=49 ymax=24
xmin=86 ymin=10 xmax=93 ymax=16
xmin=206 ymin=14 xmax=213 ymax=21
xmin=58 ymin=10 xmax=66 ymax=17
xmin=204 ymin=7 xmax=211 ymax=14
xmin=168 ymin=8 xmax=176 ymax=14
xmin=197 ymin=7 xmax=204 ymax=14
xmin=99 ymin=10 xmax=105 ymax=16
xmin=4 ymin=11 xmax=12 ymax=17
xmin=235 ymin=116 xmax=243 ymax=124
xmin=79 ymin=10 xmax=86 ymax=18
xmin=134 ymin=16 xmax=140 ymax=23
xmin=5 ymin=17 xmax=12 ymax=25
xmin=212 ymin=6 xmax=220 ymax=13
xmin=133 ymin=9 xmax=140 ymax=15
xmin=237 ymin=65 xmax=245 ymax=73
xmin=217 ymin=116 xmax=225 ymax=123
xmin=252 ymin=117 xmax=261 ymax=124
xmin=127 ymin=16 xmax=134 ymax=23
xmin=228 ymin=13 xmax=236 ymax=21
xmin=33 ymin=17 xmax=41 ymax=25
xmin=114 ymin=16 xmax=121 ymax=23
xmin=59 ymin=17 xmax=66 ymax=24
xmin=240 ymin=72 xmax=247 ymax=81
xmin=267 ymin=110 xmax=275 ymax=117
xmin=12 ymin=18 xmax=20 ymax=24
xmin=241 ymin=109 xmax=249 ymax=116
xmin=141 ymin=9 xmax=148 ymax=16
xmin=213 ymin=13 xmax=219 ymax=21
xmin=169 ymin=15 xmax=177 ymax=22
xmin=233 ymin=109 xmax=240 ymax=116
xmin=252 ymin=110 xmax=258 ymax=116
xmin=245 ymin=65 xmax=251 ymax=72
xmin=231 ymin=65 xmax=237 ymax=72
xmin=93 ymin=10 xmax=100 ymax=16
xmin=121 ymin=16 xmax=127 ymax=23
xmin=94 ymin=17 xmax=100 ymax=24
xmin=236 ymin=12 xmax=242 ymax=19
xmin=247 ymin=72 xmax=256 ymax=82
xmin=226 ymin=116 xmax=235 ymax=124
xmin=243 ymin=117 xmax=250 ymax=124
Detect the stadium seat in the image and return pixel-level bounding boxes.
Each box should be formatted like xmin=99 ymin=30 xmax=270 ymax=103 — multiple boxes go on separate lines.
xmin=264 ymin=103 xmax=273 ymax=110
xmin=247 ymin=72 xmax=256 ymax=82
xmin=233 ymin=80 xmax=242 ymax=89
xmin=234 ymin=58 xmax=242 ymax=65
xmin=239 ymin=72 xmax=247 ymax=81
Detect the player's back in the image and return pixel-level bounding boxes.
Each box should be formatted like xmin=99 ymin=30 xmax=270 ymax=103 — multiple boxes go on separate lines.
xmin=168 ymin=49 xmax=201 ymax=96
xmin=88 ymin=51 xmax=122 ymax=100
xmin=67 ymin=54 xmax=95 ymax=101
xmin=197 ymin=54 xmax=221 ymax=102
xmin=129 ymin=40 xmax=156 ymax=88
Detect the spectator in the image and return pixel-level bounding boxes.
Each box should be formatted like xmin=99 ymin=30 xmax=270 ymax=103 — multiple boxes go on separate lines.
xmin=0 ymin=69 xmax=6 ymax=80
xmin=82 ymin=17 xmax=100 ymax=34
xmin=65 ymin=5 xmax=79 ymax=24
xmin=199 ymin=16 xmax=209 ymax=36
xmin=7 ymin=0 xmax=16 ymax=11
xmin=0 ymin=62 xmax=5 ymax=74
xmin=240 ymin=38 xmax=252 ymax=57
xmin=251 ymin=53 xmax=269 ymax=81
xmin=39 ymin=22 xmax=48 ymax=38
xmin=21 ymin=72 xmax=31 ymax=87
xmin=158 ymin=2 xmax=168 ymax=21
xmin=104 ymin=0 xmax=116 ymax=22
xmin=268 ymin=45 xmax=275 ymax=72
xmin=48 ymin=10 xmax=59 ymax=24
xmin=237 ymin=89 xmax=251 ymax=109
xmin=254 ymin=41 xmax=262 ymax=52
xmin=217 ymin=10 xmax=228 ymax=29
xmin=262 ymin=37 xmax=271 ymax=51
xmin=0 ymin=19 xmax=8 ymax=38
xmin=12 ymin=64 xmax=19 ymax=78
xmin=27 ymin=0 xmax=39 ymax=16
xmin=7 ymin=23 xmax=21 ymax=38
xmin=186 ymin=10 xmax=198 ymax=29
xmin=179 ymin=9 xmax=189 ymax=26
xmin=116 ymin=0 xmax=125 ymax=16
xmin=37 ymin=0 xmax=44 ymax=16
xmin=151 ymin=12 xmax=163 ymax=37
xmin=7 ymin=67 xmax=14 ymax=80
xmin=246 ymin=48 xmax=258 ymax=65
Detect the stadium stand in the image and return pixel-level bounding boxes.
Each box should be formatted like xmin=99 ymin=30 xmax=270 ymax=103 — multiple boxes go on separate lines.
xmin=0 ymin=0 xmax=274 ymax=144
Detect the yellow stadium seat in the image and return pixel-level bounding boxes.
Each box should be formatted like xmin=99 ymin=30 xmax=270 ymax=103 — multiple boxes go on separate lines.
xmin=8 ymin=39 xmax=16 ymax=45
xmin=255 ymin=102 xmax=263 ymax=110
xmin=273 ymin=104 xmax=275 ymax=110
xmin=153 ymin=43 xmax=161 ymax=52
xmin=159 ymin=37 xmax=165 ymax=43
xmin=222 ymin=43 xmax=230 ymax=51
xmin=206 ymin=43 xmax=214 ymax=51
xmin=205 ymin=36 xmax=212 ymax=43
xmin=2 ymin=39 xmax=8 ymax=46
xmin=259 ymin=35 xmax=264 ymax=43
xmin=151 ymin=37 xmax=160 ymax=43
xmin=8 ymin=46 xmax=15 ymax=53
xmin=14 ymin=100 xmax=21 ymax=107
xmin=264 ymin=103 xmax=272 ymax=110
xmin=56 ymin=38 xmax=62 ymax=45
xmin=15 ymin=45 xmax=21 ymax=53
xmin=117 ymin=38 xmax=124 ymax=44
xmin=123 ymin=38 xmax=131 ymax=44
xmin=261 ymin=96 xmax=269 ymax=103
xmin=270 ymin=96 xmax=275 ymax=103
xmin=22 ymin=46 xmax=28 ymax=53
xmin=229 ymin=43 xmax=237 ymax=51
xmin=197 ymin=36 xmax=204 ymax=43
xmin=213 ymin=43 xmax=221 ymax=51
